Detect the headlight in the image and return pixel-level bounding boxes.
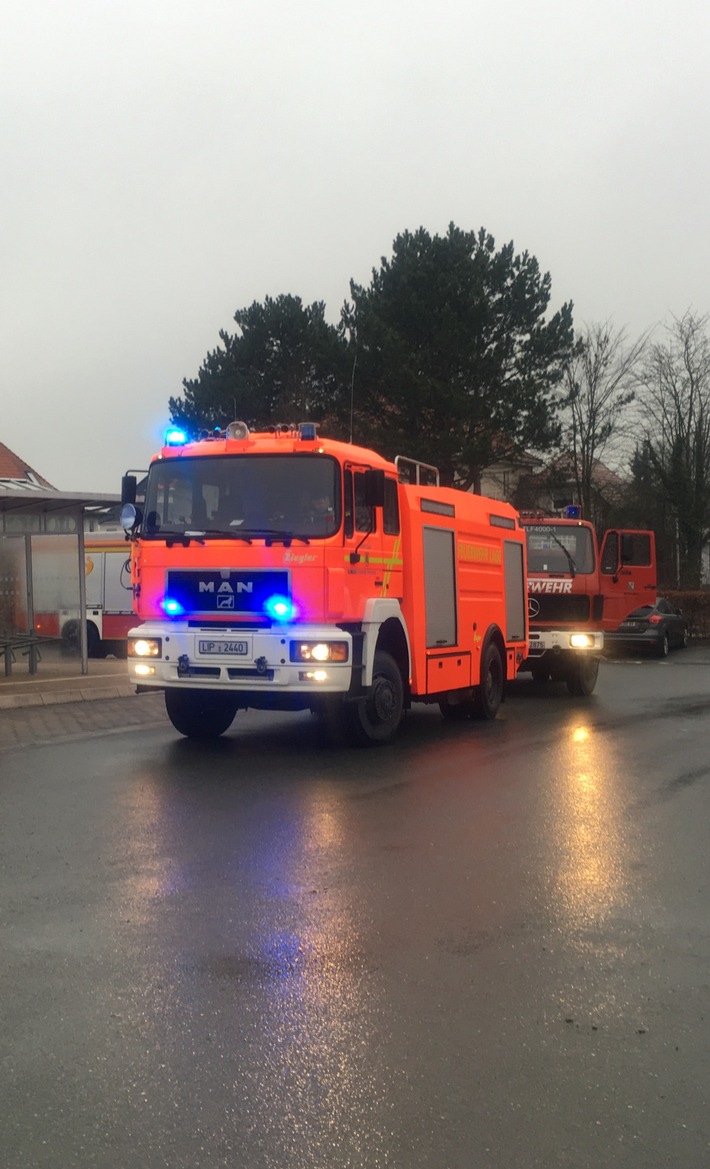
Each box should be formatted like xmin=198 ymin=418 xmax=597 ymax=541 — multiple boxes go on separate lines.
xmin=569 ymin=633 xmax=594 ymax=648
xmin=290 ymin=640 xmax=348 ymax=663
xmin=129 ymin=637 xmax=162 ymax=657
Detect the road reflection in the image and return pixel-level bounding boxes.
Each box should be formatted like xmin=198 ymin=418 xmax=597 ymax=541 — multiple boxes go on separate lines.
xmin=548 ymin=717 xmax=629 ymax=931
xmin=115 ymin=759 xmax=399 ymax=1164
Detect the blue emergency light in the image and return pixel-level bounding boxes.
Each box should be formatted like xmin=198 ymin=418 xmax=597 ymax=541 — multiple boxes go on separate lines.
xmin=564 ymin=504 xmax=582 ymax=519
xmin=264 ymin=594 xmax=297 ymax=623
xmin=165 ymin=427 xmax=188 ymax=446
xmin=161 ymin=596 xmax=185 ymax=617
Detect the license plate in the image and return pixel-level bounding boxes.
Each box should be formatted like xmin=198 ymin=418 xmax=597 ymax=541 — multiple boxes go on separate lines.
xmin=620 ymin=621 xmax=640 ymax=630
xmin=198 ymin=639 xmax=251 ymax=656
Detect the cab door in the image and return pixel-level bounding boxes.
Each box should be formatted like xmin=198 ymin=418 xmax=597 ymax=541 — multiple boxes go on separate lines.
xmin=341 ymin=466 xmax=403 ymax=616
xmin=599 ymin=529 xmax=657 ymax=629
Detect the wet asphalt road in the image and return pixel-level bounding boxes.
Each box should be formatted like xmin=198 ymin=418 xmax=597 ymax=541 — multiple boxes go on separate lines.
xmin=2 ymin=649 xmax=710 ymax=1169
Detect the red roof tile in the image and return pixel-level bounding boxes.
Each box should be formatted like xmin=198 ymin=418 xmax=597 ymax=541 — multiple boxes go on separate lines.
xmin=0 ymin=442 xmax=56 ymax=490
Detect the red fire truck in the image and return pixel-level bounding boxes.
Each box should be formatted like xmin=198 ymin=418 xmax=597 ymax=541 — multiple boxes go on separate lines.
xmin=58 ymin=536 xmax=134 ymax=658
xmin=518 ymin=510 xmax=657 ymax=695
xmin=121 ymin=422 xmax=528 ymax=744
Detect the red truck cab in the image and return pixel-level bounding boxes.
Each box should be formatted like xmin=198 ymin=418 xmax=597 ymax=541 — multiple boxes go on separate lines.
xmin=519 ymin=516 xmax=656 ymax=694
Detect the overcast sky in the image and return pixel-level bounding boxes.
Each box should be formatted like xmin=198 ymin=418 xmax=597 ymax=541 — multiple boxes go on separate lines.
xmin=2 ymin=0 xmax=709 ymax=493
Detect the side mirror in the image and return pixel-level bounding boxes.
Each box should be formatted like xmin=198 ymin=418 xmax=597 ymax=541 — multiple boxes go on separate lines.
xmin=121 ymin=475 xmax=137 ymax=505
xmin=364 ymin=468 xmax=385 ymax=508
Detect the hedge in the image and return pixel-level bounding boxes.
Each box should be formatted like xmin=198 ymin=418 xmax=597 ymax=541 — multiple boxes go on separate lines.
xmin=663 ymin=590 xmax=710 ymax=639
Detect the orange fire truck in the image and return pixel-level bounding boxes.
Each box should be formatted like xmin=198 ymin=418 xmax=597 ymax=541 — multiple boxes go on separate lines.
xmin=518 ymin=511 xmax=657 ymax=695
xmin=121 ymin=422 xmax=528 ymax=744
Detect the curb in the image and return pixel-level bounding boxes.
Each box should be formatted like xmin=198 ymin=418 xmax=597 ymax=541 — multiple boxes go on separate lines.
xmin=0 ymin=684 xmax=138 ymax=712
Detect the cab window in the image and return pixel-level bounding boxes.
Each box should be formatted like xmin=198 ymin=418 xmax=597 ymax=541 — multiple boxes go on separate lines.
xmin=383 ymin=477 xmax=400 ymax=535
xmin=354 ymin=472 xmax=375 ymax=532
xmin=344 ymin=471 xmax=354 ymax=538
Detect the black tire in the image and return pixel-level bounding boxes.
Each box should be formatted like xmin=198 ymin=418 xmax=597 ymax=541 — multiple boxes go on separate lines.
xmin=62 ymin=619 xmax=103 ymax=658
xmin=61 ymin=618 xmax=80 ymax=657
xmin=530 ymin=666 xmax=550 ymax=683
xmin=346 ymin=650 xmax=404 ymax=746
xmin=656 ymin=632 xmax=670 ymax=658
xmin=566 ymin=655 xmax=599 ymax=696
xmin=87 ymin=622 xmax=104 ymax=659
xmin=474 ymin=641 xmax=504 ymax=719
xmin=165 ymin=689 xmax=238 ymax=739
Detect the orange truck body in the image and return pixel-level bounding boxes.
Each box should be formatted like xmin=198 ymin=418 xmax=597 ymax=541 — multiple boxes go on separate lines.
xmin=124 ymin=425 xmax=528 ymax=742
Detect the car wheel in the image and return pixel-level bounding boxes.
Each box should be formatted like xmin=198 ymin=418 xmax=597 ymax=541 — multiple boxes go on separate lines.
xmin=657 ymin=632 xmax=670 ymax=658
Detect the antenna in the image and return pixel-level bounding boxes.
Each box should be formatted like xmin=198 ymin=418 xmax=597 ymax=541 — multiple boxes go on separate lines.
xmin=349 ymin=348 xmax=357 ymax=444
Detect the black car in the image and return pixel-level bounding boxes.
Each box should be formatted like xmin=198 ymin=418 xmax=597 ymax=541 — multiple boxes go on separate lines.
xmin=605 ymin=598 xmax=688 ymax=657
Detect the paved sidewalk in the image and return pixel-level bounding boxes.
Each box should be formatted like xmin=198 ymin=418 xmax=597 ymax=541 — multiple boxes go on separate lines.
xmin=0 ymin=654 xmax=136 ymax=711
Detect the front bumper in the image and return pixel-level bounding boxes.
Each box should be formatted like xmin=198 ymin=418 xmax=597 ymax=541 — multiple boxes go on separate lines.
xmin=526 ymin=628 xmax=604 ymax=658
xmin=128 ymin=621 xmax=355 ymax=694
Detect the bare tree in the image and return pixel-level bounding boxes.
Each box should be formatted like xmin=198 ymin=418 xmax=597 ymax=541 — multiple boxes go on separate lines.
xmin=635 ymin=311 xmax=710 ymax=588
xmin=560 ymin=322 xmax=647 ymax=525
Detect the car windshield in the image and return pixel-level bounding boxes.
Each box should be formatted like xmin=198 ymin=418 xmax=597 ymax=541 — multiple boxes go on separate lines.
xmin=142 ymin=454 xmax=340 ymax=540
xmin=525 ymin=524 xmax=595 ymax=574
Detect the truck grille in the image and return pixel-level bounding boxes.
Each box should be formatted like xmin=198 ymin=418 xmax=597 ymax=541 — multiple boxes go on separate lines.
xmin=530 ymin=594 xmax=590 ymax=625
xmin=167 ymin=569 xmax=289 ymax=617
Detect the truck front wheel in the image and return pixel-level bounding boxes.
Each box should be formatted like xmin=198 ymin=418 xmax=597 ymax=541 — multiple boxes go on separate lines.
xmin=165 ymin=689 xmax=238 ymax=739
xmin=566 ymin=655 xmax=599 ymax=696
xmin=346 ymin=650 xmax=404 ymax=746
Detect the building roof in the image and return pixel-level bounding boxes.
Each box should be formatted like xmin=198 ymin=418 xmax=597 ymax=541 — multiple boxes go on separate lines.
xmin=0 ymin=441 xmax=56 ymax=491
xmin=532 ymin=452 xmax=626 ymax=490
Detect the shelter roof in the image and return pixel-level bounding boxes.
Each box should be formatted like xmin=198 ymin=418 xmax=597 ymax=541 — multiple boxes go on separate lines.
xmin=0 ymin=488 xmax=120 ymax=517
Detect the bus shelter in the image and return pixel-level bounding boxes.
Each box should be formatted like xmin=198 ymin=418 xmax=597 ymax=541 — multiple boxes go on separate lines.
xmin=0 ymin=488 xmax=120 ymax=677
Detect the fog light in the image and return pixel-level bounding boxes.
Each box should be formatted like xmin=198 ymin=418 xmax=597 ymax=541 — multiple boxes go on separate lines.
xmin=299 ymin=669 xmax=329 ymax=682
xmin=570 ymin=634 xmax=593 ymax=648
xmin=133 ymin=663 xmax=156 ymax=677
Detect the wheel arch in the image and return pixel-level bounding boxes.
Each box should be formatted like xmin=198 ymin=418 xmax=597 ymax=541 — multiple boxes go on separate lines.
xmin=480 ymin=624 xmax=507 ymax=682
xmin=360 ymin=599 xmax=410 ymax=689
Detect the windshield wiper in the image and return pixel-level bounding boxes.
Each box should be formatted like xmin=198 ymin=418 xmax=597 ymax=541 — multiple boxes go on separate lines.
xmin=161 ymin=530 xmax=205 ymax=547
xmin=550 ymin=534 xmax=577 ymax=577
xmin=184 ymin=528 xmax=253 ymax=543
xmin=244 ymin=529 xmax=311 ymax=546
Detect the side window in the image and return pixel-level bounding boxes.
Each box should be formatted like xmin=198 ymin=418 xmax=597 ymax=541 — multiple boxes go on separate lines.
xmin=621 ymin=532 xmax=651 ymax=566
xmin=383 ymin=477 xmax=400 ymax=535
xmin=344 ymin=471 xmax=354 ymax=539
xmin=600 ymin=532 xmax=618 ymax=575
xmin=354 ymin=472 xmax=374 ymax=532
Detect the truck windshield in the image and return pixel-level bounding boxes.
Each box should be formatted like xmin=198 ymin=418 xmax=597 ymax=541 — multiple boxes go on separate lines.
xmin=142 ymin=454 xmax=340 ymax=540
xmin=525 ymin=524 xmax=595 ymax=574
